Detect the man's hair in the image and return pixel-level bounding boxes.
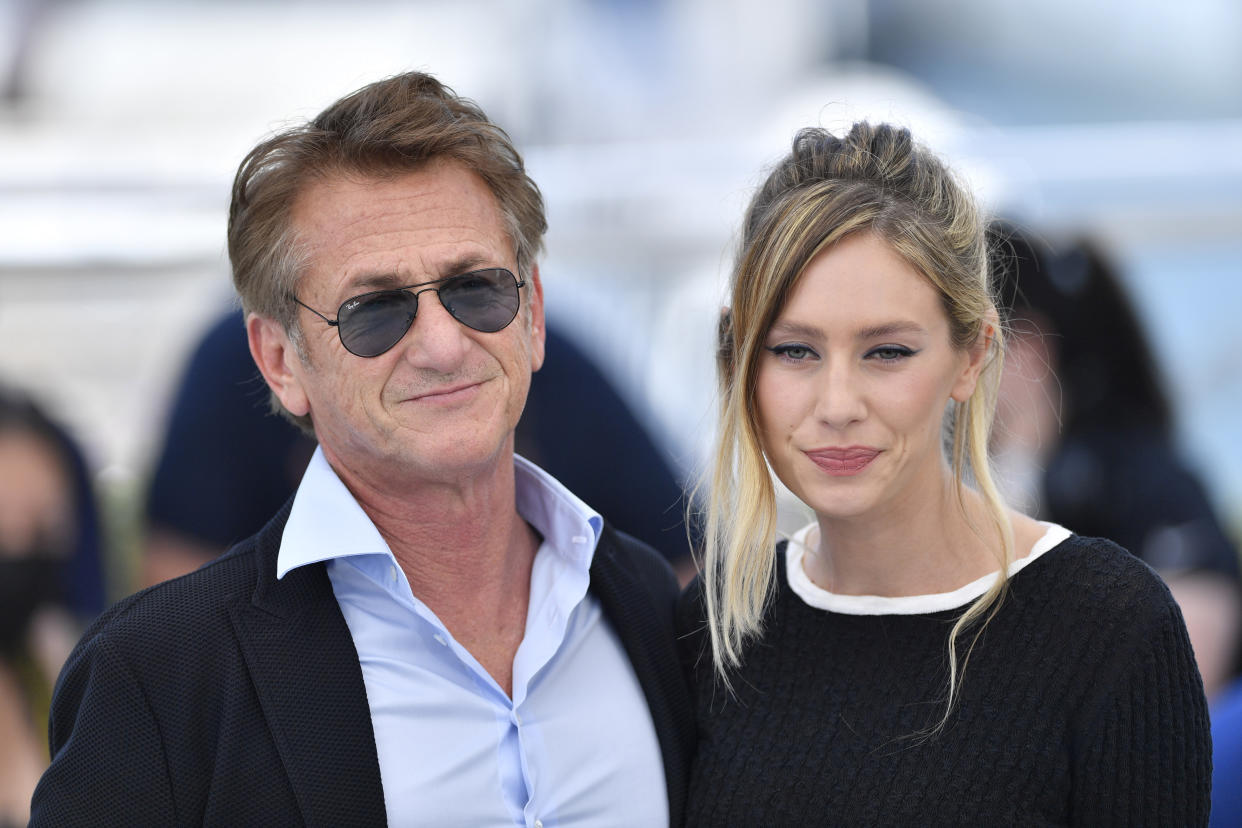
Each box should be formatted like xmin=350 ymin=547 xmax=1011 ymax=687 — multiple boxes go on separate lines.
xmin=226 ymin=71 xmax=547 ymax=430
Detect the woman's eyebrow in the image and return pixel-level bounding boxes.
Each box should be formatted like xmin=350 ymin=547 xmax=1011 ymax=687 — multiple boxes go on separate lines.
xmin=768 ymin=320 xmax=926 ymax=340
xmin=767 ymin=321 xmax=825 ymax=340
xmin=855 ymin=321 xmax=926 ymax=340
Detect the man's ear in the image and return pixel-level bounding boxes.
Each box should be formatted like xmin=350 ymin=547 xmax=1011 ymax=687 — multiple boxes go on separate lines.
xmin=950 ymin=309 xmax=999 ymax=404
xmin=526 ymin=264 xmax=546 ymax=373
xmin=247 ymin=313 xmax=311 ymax=417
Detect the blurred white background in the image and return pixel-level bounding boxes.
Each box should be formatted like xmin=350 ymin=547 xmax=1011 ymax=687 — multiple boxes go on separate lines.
xmin=1 ymin=0 xmax=1240 ymax=540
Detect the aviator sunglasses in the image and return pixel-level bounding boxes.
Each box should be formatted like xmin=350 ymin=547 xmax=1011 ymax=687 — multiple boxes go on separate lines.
xmin=293 ymin=268 xmax=526 ymax=358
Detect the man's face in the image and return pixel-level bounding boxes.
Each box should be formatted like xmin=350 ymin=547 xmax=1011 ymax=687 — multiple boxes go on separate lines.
xmin=251 ymin=160 xmax=545 ymax=491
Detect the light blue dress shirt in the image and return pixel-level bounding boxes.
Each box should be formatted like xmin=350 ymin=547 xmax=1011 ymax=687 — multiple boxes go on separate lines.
xmin=277 ymin=448 xmax=668 ymax=827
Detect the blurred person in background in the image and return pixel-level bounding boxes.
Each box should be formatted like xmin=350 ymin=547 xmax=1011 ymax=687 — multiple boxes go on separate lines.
xmin=517 ymin=324 xmax=700 ymax=577
xmin=141 ymin=309 xmax=696 ymax=589
xmin=678 ymin=123 xmax=1210 ymax=824
xmin=32 ymin=71 xmax=693 ymax=825
xmin=990 ymin=223 xmax=1242 ymax=698
xmin=0 ymin=386 xmax=99 ymax=827
xmin=141 ymin=308 xmax=317 ymax=588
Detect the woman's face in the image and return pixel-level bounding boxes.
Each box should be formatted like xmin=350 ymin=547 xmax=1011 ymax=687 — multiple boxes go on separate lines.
xmin=0 ymin=429 xmax=74 ymax=556
xmin=755 ymin=232 xmax=985 ymax=523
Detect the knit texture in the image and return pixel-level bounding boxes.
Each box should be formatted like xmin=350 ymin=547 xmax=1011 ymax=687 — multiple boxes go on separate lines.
xmin=678 ymin=534 xmax=1211 ymax=826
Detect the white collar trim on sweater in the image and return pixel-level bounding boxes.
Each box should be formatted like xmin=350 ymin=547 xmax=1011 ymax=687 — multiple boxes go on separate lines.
xmin=785 ymin=521 xmax=1072 ymax=616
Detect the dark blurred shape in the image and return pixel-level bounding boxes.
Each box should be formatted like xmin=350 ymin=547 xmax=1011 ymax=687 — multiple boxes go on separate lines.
xmin=993 ymin=224 xmax=1171 ymax=434
xmin=0 ymin=384 xmax=95 ymax=826
xmin=516 ymin=325 xmax=697 ymax=569
xmin=990 ymin=222 xmax=1242 ymax=693
xmin=144 ymin=310 xmax=315 ymax=575
xmin=1 ymin=0 xmax=56 ymax=106
xmin=142 ymin=310 xmax=316 ymax=587
xmin=142 ymin=308 xmax=695 ymax=587
xmin=0 ymin=385 xmax=104 ymax=621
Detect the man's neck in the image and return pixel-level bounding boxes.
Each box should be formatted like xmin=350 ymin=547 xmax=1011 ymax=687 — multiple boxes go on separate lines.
xmin=333 ymin=452 xmax=538 ymax=696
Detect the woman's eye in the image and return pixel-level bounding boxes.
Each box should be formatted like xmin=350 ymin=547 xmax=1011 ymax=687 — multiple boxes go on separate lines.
xmin=767 ymin=344 xmax=816 ymax=361
xmin=867 ymin=345 xmax=917 ymax=362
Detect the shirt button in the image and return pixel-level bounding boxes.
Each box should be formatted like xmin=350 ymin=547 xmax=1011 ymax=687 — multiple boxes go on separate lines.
xmin=433 ymin=633 xmax=447 ymax=647
xmin=389 ymin=565 xmax=398 ymax=581
xmin=534 ymin=820 xmax=543 ymax=828
xmin=513 ymin=711 xmax=522 ymax=726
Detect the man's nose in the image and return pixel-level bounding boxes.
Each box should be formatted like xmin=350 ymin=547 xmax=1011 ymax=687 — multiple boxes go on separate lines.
xmin=398 ymin=288 xmax=471 ymax=369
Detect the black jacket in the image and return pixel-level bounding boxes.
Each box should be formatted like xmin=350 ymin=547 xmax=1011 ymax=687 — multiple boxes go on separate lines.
xmin=31 ymin=501 xmax=694 ymax=826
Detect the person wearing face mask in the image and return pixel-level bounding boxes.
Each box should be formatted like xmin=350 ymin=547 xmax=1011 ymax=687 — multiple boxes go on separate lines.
xmin=0 ymin=388 xmax=92 ymax=828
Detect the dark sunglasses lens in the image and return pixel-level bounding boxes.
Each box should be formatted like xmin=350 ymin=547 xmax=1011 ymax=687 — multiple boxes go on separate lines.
xmin=337 ymin=291 xmax=417 ymax=357
xmin=439 ymin=269 xmax=521 ymax=333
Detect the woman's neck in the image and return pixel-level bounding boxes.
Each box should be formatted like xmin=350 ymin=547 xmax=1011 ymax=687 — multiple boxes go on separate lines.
xmin=804 ymin=478 xmax=1007 ymax=597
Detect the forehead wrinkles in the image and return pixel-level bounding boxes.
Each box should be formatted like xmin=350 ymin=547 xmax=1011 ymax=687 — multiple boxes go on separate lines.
xmin=292 ymin=169 xmax=510 ymax=296
xmin=300 ymin=183 xmax=490 ymax=253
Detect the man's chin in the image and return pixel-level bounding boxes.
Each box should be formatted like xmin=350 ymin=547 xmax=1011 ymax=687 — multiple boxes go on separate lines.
xmin=389 ymin=434 xmax=515 ymax=484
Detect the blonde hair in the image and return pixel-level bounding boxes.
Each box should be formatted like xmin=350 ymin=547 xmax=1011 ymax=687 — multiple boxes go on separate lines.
xmin=704 ymin=122 xmax=1011 ymax=729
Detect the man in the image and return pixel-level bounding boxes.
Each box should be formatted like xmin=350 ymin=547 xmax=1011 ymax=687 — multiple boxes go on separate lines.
xmin=31 ymin=72 xmax=694 ymax=826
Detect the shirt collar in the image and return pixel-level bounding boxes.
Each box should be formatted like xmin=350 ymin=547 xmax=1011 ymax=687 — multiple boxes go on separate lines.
xmin=277 ymin=447 xmax=603 ymax=579
xmin=513 ymin=454 xmax=603 ymax=570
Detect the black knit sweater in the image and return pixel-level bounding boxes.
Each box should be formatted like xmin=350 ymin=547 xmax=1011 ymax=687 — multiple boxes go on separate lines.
xmin=678 ymin=534 xmax=1212 ymax=826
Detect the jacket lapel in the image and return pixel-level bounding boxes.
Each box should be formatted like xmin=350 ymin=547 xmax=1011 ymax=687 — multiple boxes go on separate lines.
xmin=229 ymin=508 xmax=387 ymax=826
xmin=223 ymin=512 xmax=690 ymax=825
xmin=590 ymin=526 xmax=694 ymax=827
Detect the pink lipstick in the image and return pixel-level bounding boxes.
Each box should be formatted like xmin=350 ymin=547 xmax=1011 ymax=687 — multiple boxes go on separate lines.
xmin=805 ymin=447 xmax=880 ymax=476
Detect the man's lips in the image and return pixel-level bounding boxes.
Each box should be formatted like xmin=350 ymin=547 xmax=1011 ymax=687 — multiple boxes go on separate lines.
xmin=406 ymin=381 xmax=483 ymax=403
xmin=804 ymin=447 xmax=881 ymax=475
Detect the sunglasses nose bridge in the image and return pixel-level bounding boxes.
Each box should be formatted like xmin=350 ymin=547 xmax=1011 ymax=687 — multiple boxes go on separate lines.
xmin=400 ymin=283 xmax=474 ymax=342
xmin=407 ymin=284 xmax=442 ymax=301
xmin=392 ymin=285 xmax=474 ymax=367
xmin=406 ymin=283 xmax=454 ymax=321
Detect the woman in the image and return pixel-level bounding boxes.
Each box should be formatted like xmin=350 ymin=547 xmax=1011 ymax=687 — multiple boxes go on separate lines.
xmin=0 ymin=387 xmax=89 ymax=827
xmin=989 ymin=224 xmax=1240 ymax=698
xmin=678 ymin=123 xmax=1211 ymax=825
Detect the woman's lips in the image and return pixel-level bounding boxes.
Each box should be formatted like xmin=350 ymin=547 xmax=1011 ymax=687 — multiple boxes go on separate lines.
xmin=804 ymin=447 xmax=881 ymax=476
